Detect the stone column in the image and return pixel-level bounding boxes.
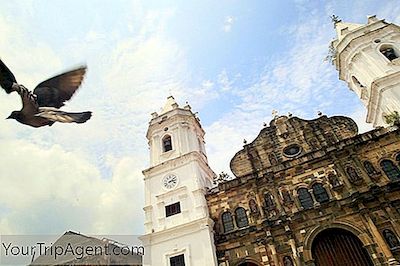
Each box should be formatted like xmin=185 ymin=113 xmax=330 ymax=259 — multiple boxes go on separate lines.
xmin=293 ymin=191 xmax=303 ymax=211
xmin=308 ymin=189 xmax=319 ymax=207
xmin=288 ymin=238 xmax=302 ymax=266
xmin=268 ymin=242 xmax=280 ymax=266
xmin=231 ymin=213 xmax=238 ymax=230
xmin=271 ymin=188 xmax=284 ymax=214
xmin=322 ymin=183 xmax=333 ymax=199
xmin=256 ymin=189 xmax=266 ymax=218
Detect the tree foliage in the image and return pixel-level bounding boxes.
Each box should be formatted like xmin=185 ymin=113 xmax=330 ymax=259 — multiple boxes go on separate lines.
xmin=384 ymin=111 xmax=400 ymax=126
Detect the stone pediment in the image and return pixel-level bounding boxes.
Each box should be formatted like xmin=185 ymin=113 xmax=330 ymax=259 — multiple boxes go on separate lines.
xmin=230 ymin=115 xmax=358 ymax=178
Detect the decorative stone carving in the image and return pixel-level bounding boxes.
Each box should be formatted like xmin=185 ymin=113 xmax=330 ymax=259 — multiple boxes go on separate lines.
xmin=230 ymin=115 xmax=358 ymax=178
xmin=264 ymin=192 xmax=275 ymax=210
xmin=283 ymin=256 xmax=294 ymax=266
xmin=281 ymin=189 xmax=293 ymax=204
xmin=383 ymin=229 xmax=400 ymax=249
xmin=345 ymin=166 xmax=363 ymax=184
xmin=269 ymin=153 xmax=278 ymax=165
xmin=363 ymin=160 xmax=380 ymax=179
xmin=328 ymin=172 xmax=342 ymax=188
xmin=249 ymin=199 xmax=260 ymax=217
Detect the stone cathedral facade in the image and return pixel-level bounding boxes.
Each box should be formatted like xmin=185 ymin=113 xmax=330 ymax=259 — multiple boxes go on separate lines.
xmin=207 ymin=115 xmax=400 ymax=266
xmin=141 ymin=16 xmax=400 ymax=266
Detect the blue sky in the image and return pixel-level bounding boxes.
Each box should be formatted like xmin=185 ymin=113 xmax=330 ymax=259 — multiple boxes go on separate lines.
xmin=0 ymin=0 xmax=399 ymax=236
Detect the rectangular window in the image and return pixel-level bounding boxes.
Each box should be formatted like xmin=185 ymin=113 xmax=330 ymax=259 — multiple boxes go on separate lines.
xmin=166 ymin=202 xmax=181 ymax=217
xmin=170 ymin=254 xmax=185 ymax=266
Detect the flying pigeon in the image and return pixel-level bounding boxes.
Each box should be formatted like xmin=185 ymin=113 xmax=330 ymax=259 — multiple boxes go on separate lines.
xmin=0 ymin=59 xmax=92 ymax=127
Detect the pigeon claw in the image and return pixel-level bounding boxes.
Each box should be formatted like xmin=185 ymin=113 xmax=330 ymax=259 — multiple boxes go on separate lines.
xmin=11 ymin=83 xmax=20 ymax=93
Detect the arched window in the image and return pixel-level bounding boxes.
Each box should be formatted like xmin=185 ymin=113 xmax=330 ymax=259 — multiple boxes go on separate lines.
xmin=364 ymin=161 xmax=379 ymax=177
xmin=162 ymin=135 xmax=172 ymax=152
xmin=222 ymin=211 xmax=234 ymax=233
xmin=346 ymin=166 xmax=362 ymax=183
xmin=380 ymin=159 xmax=400 ymax=181
xmin=264 ymin=192 xmax=275 ymax=210
xmin=312 ymin=183 xmax=329 ymax=203
xmin=235 ymin=207 xmax=249 ymax=228
xmin=380 ymin=45 xmax=399 ymax=61
xmin=298 ymin=188 xmax=314 ymax=209
xmin=383 ymin=229 xmax=400 ymax=249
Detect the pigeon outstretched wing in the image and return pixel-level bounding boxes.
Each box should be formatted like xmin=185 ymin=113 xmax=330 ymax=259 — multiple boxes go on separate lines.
xmin=0 ymin=59 xmax=17 ymax=94
xmin=33 ymin=66 xmax=87 ymax=108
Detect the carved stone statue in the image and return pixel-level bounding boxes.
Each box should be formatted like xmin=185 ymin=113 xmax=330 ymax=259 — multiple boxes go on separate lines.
xmin=346 ymin=166 xmax=362 ymax=183
xmin=269 ymin=153 xmax=278 ymax=165
xmin=264 ymin=192 xmax=275 ymax=209
xmin=363 ymin=161 xmax=379 ymax=178
xmin=328 ymin=173 xmax=341 ymax=187
xmin=281 ymin=189 xmax=293 ymax=203
xmin=283 ymin=256 xmax=294 ymax=266
xmin=249 ymin=199 xmax=259 ymax=215
xmin=383 ymin=229 xmax=400 ymax=248
xmin=309 ymin=138 xmax=319 ymax=150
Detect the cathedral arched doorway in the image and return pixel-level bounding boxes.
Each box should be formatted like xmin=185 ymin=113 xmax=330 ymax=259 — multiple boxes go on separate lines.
xmin=236 ymin=258 xmax=261 ymax=266
xmin=311 ymin=228 xmax=373 ymax=266
xmin=237 ymin=263 xmax=258 ymax=266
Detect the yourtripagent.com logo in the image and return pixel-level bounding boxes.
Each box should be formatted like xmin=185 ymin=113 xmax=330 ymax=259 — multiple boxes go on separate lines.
xmin=0 ymin=233 xmax=144 ymax=265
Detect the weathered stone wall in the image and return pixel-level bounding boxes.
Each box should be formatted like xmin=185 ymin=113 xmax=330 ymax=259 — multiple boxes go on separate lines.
xmin=230 ymin=115 xmax=358 ymax=178
xmin=207 ymin=115 xmax=400 ymax=266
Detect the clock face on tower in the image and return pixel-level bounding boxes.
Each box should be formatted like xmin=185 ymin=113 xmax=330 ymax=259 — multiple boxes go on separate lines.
xmin=162 ymin=174 xmax=179 ymax=190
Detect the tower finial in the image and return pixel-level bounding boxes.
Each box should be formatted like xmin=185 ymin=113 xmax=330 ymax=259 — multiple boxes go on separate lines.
xmin=330 ymin=14 xmax=341 ymax=25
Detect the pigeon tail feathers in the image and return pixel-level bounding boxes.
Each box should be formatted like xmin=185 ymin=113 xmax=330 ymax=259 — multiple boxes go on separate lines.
xmin=71 ymin=111 xmax=92 ymax=123
xmin=35 ymin=108 xmax=92 ymax=124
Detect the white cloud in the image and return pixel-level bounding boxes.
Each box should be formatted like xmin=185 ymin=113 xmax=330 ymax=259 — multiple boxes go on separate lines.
xmin=204 ymin=4 xmax=386 ymax=175
xmin=1 ymin=1 xmax=258 ymax=236
xmin=222 ymin=16 xmax=235 ymax=32
xmin=217 ymin=69 xmax=236 ymax=92
xmin=206 ymin=122 xmax=248 ymax=177
xmin=0 ymin=5 xmax=188 ymax=235
xmin=0 ymin=139 xmax=143 ymax=235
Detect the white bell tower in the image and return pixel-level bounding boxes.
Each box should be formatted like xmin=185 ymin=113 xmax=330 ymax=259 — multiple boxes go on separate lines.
xmin=332 ymin=15 xmax=400 ymax=127
xmin=140 ymin=96 xmax=217 ymax=266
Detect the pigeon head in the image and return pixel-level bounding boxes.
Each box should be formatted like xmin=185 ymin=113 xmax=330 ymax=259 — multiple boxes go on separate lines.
xmin=6 ymin=111 xmax=20 ymax=120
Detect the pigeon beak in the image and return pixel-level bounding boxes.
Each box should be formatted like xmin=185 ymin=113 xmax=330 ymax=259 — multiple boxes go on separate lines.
xmin=6 ymin=115 xmax=12 ymax=119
